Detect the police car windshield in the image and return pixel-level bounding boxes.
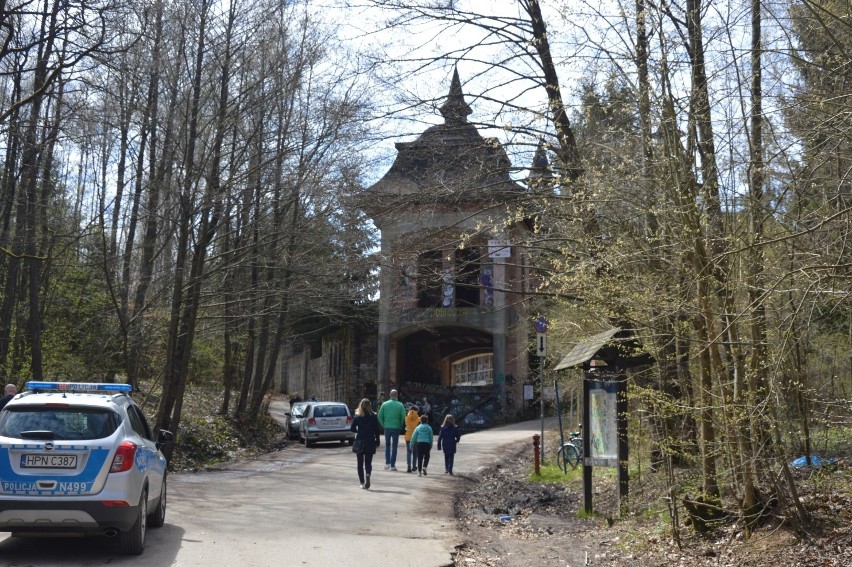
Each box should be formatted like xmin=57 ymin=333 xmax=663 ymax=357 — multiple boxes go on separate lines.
xmin=0 ymin=408 xmax=120 ymax=441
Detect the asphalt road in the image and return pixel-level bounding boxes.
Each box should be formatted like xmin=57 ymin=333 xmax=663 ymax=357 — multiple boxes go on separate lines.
xmin=0 ymin=400 xmax=545 ymax=566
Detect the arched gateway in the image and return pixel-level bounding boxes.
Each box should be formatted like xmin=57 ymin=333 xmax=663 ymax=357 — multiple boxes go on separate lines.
xmin=360 ymin=69 xmax=536 ymax=429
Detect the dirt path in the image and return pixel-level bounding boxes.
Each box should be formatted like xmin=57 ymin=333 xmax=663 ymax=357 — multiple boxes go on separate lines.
xmin=452 ymin=445 xmax=611 ymax=566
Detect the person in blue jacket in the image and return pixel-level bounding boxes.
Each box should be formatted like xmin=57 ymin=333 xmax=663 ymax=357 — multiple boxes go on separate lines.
xmin=411 ymin=414 xmax=434 ymax=476
xmin=350 ymin=398 xmax=381 ymax=489
xmin=437 ymin=414 xmax=461 ymax=475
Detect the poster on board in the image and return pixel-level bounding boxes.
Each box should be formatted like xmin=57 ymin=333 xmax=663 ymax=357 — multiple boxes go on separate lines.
xmin=588 ymin=378 xmax=619 ymax=466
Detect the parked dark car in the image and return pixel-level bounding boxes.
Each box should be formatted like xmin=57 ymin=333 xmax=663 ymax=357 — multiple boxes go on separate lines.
xmin=285 ymin=402 xmax=308 ymax=440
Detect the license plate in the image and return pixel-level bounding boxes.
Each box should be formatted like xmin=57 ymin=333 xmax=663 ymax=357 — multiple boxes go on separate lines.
xmin=21 ymin=454 xmax=78 ymax=469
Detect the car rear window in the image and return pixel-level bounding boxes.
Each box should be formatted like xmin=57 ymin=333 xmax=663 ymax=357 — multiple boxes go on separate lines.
xmin=0 ymin=407 xmax=120 ymax=440
xmin=314 ymin=405 xmax=348 ymax=418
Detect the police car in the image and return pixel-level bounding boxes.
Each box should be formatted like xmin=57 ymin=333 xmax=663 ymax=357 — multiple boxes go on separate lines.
xmin=0 ymin=381 xmax=173 ymax=555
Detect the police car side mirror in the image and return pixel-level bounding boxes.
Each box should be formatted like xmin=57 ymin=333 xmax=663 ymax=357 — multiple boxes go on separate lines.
xmin=157 ymin=429 xmax=175 ymax=447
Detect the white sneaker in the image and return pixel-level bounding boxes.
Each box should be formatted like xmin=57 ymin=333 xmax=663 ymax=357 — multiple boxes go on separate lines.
xmin=390 ymin=466 xmax=397 ymax=471
xmin=359 ymin=483 xmax=365 ymax=489
xmin=384 ymin=465 xmax=390 ymax=470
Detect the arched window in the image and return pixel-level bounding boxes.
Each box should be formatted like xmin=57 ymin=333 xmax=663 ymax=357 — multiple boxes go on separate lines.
xmin=453 ymin=354 xmax=493 ymax=385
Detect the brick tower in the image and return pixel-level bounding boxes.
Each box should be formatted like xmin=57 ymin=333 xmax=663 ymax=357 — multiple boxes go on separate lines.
xmin=361 ymin=69 xmax=534 ymax=425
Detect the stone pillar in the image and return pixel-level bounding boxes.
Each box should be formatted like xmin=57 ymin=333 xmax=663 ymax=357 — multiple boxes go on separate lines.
xmin=493 ymin=331 xmax=507 ymax=403
xmin=492 ymin=253 xmax=507 ymax=403
xmin=377 ymin=236 xmax=393 ymax=395
xmin=377 ymin=333 xmax=391 ymax=395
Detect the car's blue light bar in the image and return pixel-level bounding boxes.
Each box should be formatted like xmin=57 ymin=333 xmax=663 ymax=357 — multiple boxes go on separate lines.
xmin=26 ymin=381 xmax=132 ymax=393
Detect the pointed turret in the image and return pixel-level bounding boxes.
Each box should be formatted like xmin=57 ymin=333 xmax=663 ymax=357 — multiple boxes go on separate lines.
xmin=531 ymin=140 xmax=550 ymax=173
xmin=363 ymin=68 xmax=523 ymax=212
xmin=439 ymin=67 xmax=472 ymax=123
xmin=528 ymin=139 xmax=554 ymax=191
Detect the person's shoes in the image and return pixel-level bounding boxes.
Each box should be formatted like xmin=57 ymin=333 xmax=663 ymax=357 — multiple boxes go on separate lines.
xmin=449 ymin=471 xmax=454 ymax=475
xmin=365 ymin=475 xmax=371 ymax=489
xmin=444 ymin=470 xmax=449 ymax=474
xmin=384 ymin=465 xmax=390 ymax=470
xmin=390 ymin=466 xmax=397 ymax=471
xmin=423 ymin=468 xmax=427 ymax=476
xmin=359 ymin=483 xmax=365 ymax=489
xmin=406 ymin=467 xmax=411 ymax=473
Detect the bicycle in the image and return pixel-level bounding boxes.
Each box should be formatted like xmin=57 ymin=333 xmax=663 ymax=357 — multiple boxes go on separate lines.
xmin=557 ymin=427 xmax=583 ymax=471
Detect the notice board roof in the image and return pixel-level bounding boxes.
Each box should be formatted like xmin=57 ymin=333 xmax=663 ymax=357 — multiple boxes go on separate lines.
xmin=554 ymin=327 xmax=654 ymax=371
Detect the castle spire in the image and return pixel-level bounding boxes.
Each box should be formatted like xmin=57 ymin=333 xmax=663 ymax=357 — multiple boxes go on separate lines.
xmin=531 ymin=140 xmax=550 ymax=172
xmin=439 ymin=67 xmax=472 ymax=123
xmin=528 ymin=139 xmax=555 ymax=190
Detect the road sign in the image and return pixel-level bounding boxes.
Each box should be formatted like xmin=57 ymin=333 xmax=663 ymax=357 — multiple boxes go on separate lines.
xmin=533 ymin=316 xmax=549 ymax=334
xmin=536 ymin=333 xmax=547 ymax=357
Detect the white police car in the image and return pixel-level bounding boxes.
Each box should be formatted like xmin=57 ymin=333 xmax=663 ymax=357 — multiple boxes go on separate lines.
xmin=0 ymin=381 xmax=173 ymax=555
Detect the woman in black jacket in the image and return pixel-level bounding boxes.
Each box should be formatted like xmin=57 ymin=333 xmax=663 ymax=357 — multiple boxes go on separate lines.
xmin=350 ymin=398 xmax=381 ymax=489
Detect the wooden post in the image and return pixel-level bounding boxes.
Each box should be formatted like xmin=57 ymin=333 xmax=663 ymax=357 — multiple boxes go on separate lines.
xmin=533 ymin=434 xmax=541 ymax=475
xmin=617 ymin=372 xmax=629 ymax=514
xmin=582 ymin=371 xmax=592 ymax=514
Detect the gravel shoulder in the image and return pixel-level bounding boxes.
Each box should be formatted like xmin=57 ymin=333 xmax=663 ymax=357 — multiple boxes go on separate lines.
xmin=451 ymin=438 xmax=852 ymax=567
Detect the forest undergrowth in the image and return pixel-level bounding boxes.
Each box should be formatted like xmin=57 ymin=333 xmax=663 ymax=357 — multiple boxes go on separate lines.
xmin=452 ymin=434 xmax=852 ymax=566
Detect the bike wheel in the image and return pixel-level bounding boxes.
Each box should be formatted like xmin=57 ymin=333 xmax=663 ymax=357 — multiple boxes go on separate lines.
xmin=563 ymin=444 xmax=581 ymax=469
xmin=557 ymin=444 xmax=578 ymax=472
xmin=556 ymin=445 xmax=569 ymax=472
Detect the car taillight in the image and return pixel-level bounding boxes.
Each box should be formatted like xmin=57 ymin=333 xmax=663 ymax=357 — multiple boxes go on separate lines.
xmin=110 ymin=441 xmax=137 ymax=473
xmin=346 ymin=416 xmax=353 ymax=424
xmin=308 ymin=418 xmax=316 ymax=425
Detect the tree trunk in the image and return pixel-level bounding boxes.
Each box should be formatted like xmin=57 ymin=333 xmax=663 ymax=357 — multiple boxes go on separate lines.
xmin=523 ymin=0 xmax=582 ymax=180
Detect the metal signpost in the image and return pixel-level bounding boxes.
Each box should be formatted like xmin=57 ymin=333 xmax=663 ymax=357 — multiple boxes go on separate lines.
xmin=533 ymin=316 xmax=548 ymax=461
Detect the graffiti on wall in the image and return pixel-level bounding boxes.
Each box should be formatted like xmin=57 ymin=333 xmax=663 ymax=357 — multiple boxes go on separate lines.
xmin=398 ymin=381 xmax=501 ymax=433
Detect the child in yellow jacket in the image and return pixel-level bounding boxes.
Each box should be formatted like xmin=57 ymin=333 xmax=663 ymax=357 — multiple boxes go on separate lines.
xmin=404 ymin=406 xmax=421 ymax=473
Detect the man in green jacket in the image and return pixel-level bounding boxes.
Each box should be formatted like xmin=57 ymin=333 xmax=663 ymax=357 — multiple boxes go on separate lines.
xmin=377 ymin=389 xmax=406 ymax=471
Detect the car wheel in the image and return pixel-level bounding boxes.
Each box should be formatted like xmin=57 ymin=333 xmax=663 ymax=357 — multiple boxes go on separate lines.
xmin=147 ymin=476 xmax=167 ymax=528
xmin=119 ymin=488 xmax=147 ymax=555
xmin=305 ymin=436 xmax=314 ymax=447
xmin=346 ymin=439 xmax=354 ymax=446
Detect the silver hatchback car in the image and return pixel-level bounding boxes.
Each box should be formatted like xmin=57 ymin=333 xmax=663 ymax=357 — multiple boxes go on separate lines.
xmin=298 ymin=402 xmax=355 ymax=447
xmin=0 ymin=381 xmax=173 ymax=555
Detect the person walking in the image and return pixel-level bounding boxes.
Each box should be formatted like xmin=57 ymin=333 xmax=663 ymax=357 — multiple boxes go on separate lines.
xmin=411 ymin=414 xmax=434 ymax=476
xmin=404 ymin=405 xmax=421 ymax=473
xmin=350 ymin=398 xmax=381 ymax=489
xmin=377 ymin=389 xmax=406 ymax=471
xmin=0 ymin=384 xmax=16 ymax=411
xmin=437 ymin=414 xmax=462 ymax=475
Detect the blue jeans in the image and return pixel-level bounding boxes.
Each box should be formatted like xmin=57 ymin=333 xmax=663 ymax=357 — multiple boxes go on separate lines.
xmin=444 ymin=451 xmax=455 ymax=473
xmin=384 ymin=428 xmax=401 ymax=466
xmin=357 ymin=451 xmax=374 ymax=484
